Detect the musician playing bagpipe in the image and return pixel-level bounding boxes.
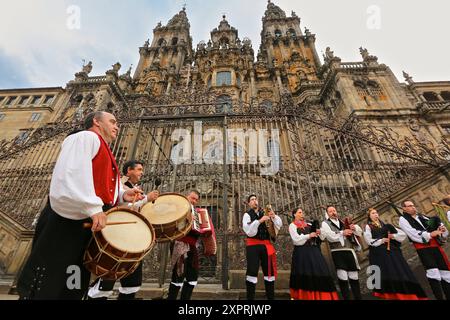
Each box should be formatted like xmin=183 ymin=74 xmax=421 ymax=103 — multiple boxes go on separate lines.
xmin=321 ymin=206 xmax=363 ymax=300
xmin=364 ymin=208 xmax=427 ymax=300
xmin=167 ymin=190 xmax=217 ymax=300
xmin=242 ymin=194 xmax=282 ymax=300
xmin=289 ymin=208 xmax=338 ymax=300
xmin=399 ymin=200 xmax=450 ymax=300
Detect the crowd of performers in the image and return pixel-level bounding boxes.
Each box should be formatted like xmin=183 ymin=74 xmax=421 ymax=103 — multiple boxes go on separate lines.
xmin=243 ymin=195 xmax=450 ymax=300
xmin=15 ymin=111 xmax=450 ymax=301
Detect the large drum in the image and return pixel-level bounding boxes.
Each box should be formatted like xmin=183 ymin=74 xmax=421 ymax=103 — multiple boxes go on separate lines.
xmin=140 ymin=193 xmax=192 ymax=243
xmin=84 ymin=207 xmax=155 ymax=281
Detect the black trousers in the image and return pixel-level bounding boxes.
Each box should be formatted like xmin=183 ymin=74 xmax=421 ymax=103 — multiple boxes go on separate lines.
xmin=171 ymin=248 xmax=199 ymax=284
xmin=97 ymin=262 xmax=143 ymax=292
xmin=17 ymin=205 xmax=92 ymax=300
xmin=246 ymin=245 xmax=272 ymax=278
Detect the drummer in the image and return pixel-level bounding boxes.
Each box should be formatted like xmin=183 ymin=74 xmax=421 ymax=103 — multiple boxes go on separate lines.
xmin=87 ymin=160 xmax=159 ymax=300
xmin=167 ymin=190 xmax=204 ymax=300
xmin=17 ymin=112 xmax=144 ymax=300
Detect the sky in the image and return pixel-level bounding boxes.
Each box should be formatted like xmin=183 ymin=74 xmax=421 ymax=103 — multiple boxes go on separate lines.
xmin=0 ymin=0 xmax=449 ymax=89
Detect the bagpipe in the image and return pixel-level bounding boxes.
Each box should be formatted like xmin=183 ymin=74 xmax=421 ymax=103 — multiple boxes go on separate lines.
xmin=388 ymin=201 xmax=447 ymax=245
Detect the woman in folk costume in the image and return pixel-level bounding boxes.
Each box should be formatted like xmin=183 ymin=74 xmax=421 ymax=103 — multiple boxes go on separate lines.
xmin=289 ymin=208 xmax=339 ymax=300
xmin=364 ymin=208 xmax=427 ymax=300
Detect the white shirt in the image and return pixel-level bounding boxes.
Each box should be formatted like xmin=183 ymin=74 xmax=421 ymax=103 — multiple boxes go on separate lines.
xmin=242 ymin=211 xmax=282 ymax=238
xmin=399 ymin=215 xmax=449 ymax=244
xmin=49 ymin=131 xmax=125 ymax=220
xmin=289 ymin=222 xmax=326 ymax=246
xmin=121 ymin=176 xmax=148 ymax=210
xmin=363 ymin=224 xmax=407 ymax=247
xmin=321 ymin=219 xmax=363 ymax=248
xmin=447 ymin=210 xmax=450 ymax=223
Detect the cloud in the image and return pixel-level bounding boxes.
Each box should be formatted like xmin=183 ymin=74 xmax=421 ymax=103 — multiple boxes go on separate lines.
xmin=0 ymin=0 xmax=449 ymax=88
xmin=0 ymin=48 xmax=32 ymax=89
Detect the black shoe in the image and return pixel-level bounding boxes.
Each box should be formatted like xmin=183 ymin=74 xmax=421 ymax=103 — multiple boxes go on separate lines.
xmin=118 ymin=292 xmax=136 ymax=300
xmin=87 ymin=296 xmax=108 ymax=300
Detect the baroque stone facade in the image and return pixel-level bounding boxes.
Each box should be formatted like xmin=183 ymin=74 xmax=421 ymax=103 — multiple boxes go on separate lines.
xmin=0 ymin=2 xmax=449 ymax=291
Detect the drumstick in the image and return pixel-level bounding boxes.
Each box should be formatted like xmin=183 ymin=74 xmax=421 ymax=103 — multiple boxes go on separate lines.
xmin=83 ymin=221 xmax=137 ymax=229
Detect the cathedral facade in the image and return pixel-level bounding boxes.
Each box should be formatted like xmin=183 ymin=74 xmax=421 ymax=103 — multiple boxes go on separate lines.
xmin=0 ymin=2 xmax=449 ymax=291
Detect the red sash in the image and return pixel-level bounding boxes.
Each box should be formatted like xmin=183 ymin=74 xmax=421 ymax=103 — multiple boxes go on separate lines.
xmin=246 ymin=238 xmax=277 ymax=278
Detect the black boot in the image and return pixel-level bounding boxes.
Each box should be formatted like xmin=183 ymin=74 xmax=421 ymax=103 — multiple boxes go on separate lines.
xmin=167 ymin=283 xmax=181 ymax=300
xmin=428 ymin=279 xmax=444 ymax=300
xmin=349 ymin=279 xmax=362 ymax=300
xmin=87 ymin=296 xmax=108 ymax=300
xmin=118 ymin=292 xmax=136 ymax=300
xmin=440 ymin=280 xmax=450 ymax=300
xmin=264 ymin=281 xmax=275 ymax=300
xmin=180 ymin=282 xmax=195 ymax=300
xmin=338 ymin=280 xmax=351 ymax=300
xmin=246 ymin=281 xmax=256 ymax=300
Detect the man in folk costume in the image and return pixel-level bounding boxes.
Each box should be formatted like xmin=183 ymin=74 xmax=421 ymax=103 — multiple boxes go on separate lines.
xmin=399 ymin=200 xmax=450 ymax=300
xmin=167 ymin=190 xmax=217 ymax=300
xmin=321 ymin=206 xmax=363 ymax=300
xmin=17 ymin=112 xmax=144 ymax=300
xmin=87 ymin=160 xmax=159 ymax=300
xmin=242 ymin=194 xmax=282 ymax=300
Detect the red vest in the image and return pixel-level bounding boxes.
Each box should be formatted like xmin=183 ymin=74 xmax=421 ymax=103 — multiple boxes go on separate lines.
xmin=92 ymin=132 xmax=120 ymax=207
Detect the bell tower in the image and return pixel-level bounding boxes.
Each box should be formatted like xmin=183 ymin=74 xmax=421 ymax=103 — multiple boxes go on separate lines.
xmin=134 ymin=7 xmax=193 ymax=95
xmin=259 ymin=1 xmax=322 ymax=93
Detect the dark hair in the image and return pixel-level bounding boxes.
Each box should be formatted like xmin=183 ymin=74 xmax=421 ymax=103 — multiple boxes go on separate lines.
xmin=188 ymin=190 xmax=200 ymax=198
xmin=247 ymin=194 xmax=257 ymax=203
xmin=291 ymin=207 xmax=302 ymax=219
xmin=122 ymin=160 xmax=144 ymax=176
xmin=84 ymin=111 xmax=105 ymax=130
xmin=326 ymin=206 xmax=335 ymax=212
xmin=366 ymin=208 xmax=377 ymax=224
xmin=401 ymin=200 xmax=413 ymax=208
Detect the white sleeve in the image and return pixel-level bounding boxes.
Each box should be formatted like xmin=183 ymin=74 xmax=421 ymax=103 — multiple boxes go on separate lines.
xmin=447 ymin=211 xmax=450 ymax=222
xmin=364 ymin=225 xmax=383 ymax=247
xmin=289 ymin=224 xmax=310 ymax=246
xmin=50 ymin=131 xmax=104 ymax=218
xmin=243 ymin=213 xmax=260 ymax=237
xmin=392 ymin=228 xmax=407 ymax=242
xmin=321 ymin=221 xmax=344 ymax=245
xmin=272 ymin=215 xmax=283 ymax=231
xmin=354 ymin=224 xmax=363 ymax=237
xmin=399 ymin=216 xmax=431 ymax=243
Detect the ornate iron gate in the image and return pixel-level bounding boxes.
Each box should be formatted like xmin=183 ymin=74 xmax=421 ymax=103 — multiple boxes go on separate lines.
xmin=1 ymin=100 xmax=449 ymax=288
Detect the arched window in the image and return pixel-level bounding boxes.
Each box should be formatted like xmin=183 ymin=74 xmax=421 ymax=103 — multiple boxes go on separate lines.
xmin=216 ymin=71 xmax=232 ymax=86
xmin=171 ymin=37 xmax=178 ymax=46
xmin=423 ymin=92 xmax=439 ymax=102
xmin=274 ymin=29 xmax=282 ymax=38
xmin=216 ymin=95 xmax=232 ymax=113
xmin=158 ymin=38 xmax=165 ymax=46
xmin=287 ymin=28 xmax=296 ymax=37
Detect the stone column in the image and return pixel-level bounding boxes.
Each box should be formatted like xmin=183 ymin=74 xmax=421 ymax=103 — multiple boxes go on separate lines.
xmin=250 ymin=71 xmax=257 ymax=99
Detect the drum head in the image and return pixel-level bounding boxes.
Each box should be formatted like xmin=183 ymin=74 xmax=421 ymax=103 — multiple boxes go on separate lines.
xmin=102 ymin=210 xmax=153 ymax=253
xmin=141 ymin=194 xmax=191 ymax=225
